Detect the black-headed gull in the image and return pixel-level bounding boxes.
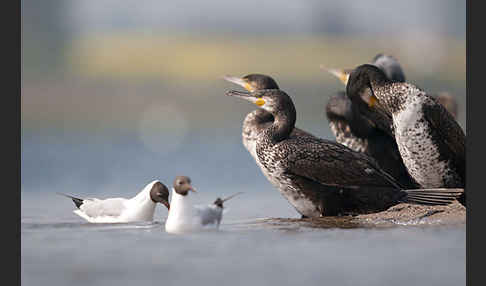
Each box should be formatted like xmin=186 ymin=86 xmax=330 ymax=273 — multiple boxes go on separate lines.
xmin=58 ymin=180 xmax=170 ymax=223
xmin=195 ymin=192 xmax=243 ymax=227
xmin=165 ymin=176 xmax=242 ymax=234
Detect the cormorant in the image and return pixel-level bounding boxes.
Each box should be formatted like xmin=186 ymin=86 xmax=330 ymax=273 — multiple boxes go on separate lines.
xmin=226 ymin=88 xmax=463 ymax=217
xmin=346 ymin=64 xmax=466 ymax=206
xmin=324 ymin=54 xmax=418 ymax=188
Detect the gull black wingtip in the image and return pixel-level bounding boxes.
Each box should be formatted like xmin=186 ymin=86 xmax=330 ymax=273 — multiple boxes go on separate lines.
xmin=56 ymin=192 xmax=84 ymax=209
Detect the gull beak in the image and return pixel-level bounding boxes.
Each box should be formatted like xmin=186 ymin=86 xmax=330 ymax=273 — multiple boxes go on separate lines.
xmin=222 ymin=192 xmax=244 ymax=202
xmin=163 ymin=201 xmax=170 ymax=210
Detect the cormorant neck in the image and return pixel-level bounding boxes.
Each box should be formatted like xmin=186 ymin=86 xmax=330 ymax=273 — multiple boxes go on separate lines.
xmin=347 ymin=106 xmax=375 ymax=138
xmin=369 ymin=81 xmax=409 ymax=115
xmin=263 ymin=101 xmax=296 ymax=143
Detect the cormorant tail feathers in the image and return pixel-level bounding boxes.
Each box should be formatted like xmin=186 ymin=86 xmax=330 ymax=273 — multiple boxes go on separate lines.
xmin=402 ymin=188 xmax=464 ymax=206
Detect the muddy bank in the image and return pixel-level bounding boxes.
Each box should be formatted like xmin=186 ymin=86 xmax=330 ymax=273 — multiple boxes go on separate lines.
xmin=256 ymin=201 xmax=466 ymax=230
xmin=356 ymin=201 xmax=466 ymax=226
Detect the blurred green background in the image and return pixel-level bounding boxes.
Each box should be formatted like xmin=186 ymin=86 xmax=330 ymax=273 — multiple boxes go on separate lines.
xmin=21 ymin=0 xmax=466 ymax=196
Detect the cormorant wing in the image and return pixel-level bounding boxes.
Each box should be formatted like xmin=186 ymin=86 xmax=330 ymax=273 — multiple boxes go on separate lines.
xmin=283 ymin=139 xmax=402 ymax=189
xmin=422 ymin=99 xmax=466 ymax=181
xmin=327 ymin=114 xmax=369 ymax=153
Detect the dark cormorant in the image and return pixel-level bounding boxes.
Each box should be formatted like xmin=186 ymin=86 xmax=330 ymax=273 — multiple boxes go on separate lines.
xmin=346 ymin=64 xmax=466 ymax=206
xmin=226 ymin=88 xmax=463 ymax=217
xmin=223 ymin=74 xmax=315 ymax=162
xmin=324 ymin=54 xmax=418 ymax=188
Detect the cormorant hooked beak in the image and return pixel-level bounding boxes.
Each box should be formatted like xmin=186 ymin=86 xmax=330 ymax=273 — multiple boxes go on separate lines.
xmin=321 ymin=65 xmax=352 ymax=86
xmin=225 ymin=90 xmax=266 ymax=107
xmin=368 ymin=93 xmax=378 ymax=108
xmin=366 ymin=79 xmax=379 ymax=108
xmin=223 ymin=76 xmax=254 ymax=92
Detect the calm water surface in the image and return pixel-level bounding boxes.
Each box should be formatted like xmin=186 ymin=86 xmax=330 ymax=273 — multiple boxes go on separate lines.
xmin=22 ymin=195 xmax=465 ymax=286
xmin=21 ymin=133 xmax=465 ymax=286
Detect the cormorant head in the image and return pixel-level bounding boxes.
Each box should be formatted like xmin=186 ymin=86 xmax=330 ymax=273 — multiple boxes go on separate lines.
xmin=149 ymin=181 xmax=170 ymax=210
xmin=173 ymin=176 xmax=196 ymax=196
xmin=323 ymin=53 xmax=405 ymax=86
xmin=223 ymin=74 xmax=279 ymax=92
xmin=371 ymin=54 xmax=406 ymax=83
xmin=225 ymin=89 xmax=294 ymax=115
xmin=346 ymin=64 xmax=390 ymax=109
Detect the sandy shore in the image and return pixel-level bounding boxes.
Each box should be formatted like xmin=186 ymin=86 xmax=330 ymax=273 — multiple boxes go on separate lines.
xmin=355 ymin=201 xmax=466 ymax=226
xmin=257 ymin=201 xmax=466 ymax=230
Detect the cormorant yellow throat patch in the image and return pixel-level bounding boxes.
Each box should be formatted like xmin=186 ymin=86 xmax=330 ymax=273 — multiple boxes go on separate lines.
xmin=369 ymin=95 xmax=378 ymax=108
xmin=255 ymin=98 xmax=265 ymax=107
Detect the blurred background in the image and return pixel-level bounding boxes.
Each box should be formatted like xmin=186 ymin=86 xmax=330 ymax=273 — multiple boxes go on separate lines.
xmin=21 ymin=0 xmax=466 ymax=214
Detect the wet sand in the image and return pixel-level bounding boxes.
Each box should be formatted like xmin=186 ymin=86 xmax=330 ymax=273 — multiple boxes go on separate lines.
xmin=257 ymin=201 xmax=466 ymax=230
xmin=356 ymin=201 xmax=466 ymax=226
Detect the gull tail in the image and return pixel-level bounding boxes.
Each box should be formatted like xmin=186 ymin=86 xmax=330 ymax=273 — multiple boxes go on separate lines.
xmin=56 ymin=192 xmax=84 ymax=209
xmin=402 ymin=188 xmax=464 ymax=206
xmin=222 ymin=192 xmax=244 ymax=203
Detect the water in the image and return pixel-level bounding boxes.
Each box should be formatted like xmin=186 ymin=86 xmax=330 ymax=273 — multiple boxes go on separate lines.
xmin=21 ymin=132 xmax=465 ymax=286
xmin=21 ymin=207 xmax=465 ymax=286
